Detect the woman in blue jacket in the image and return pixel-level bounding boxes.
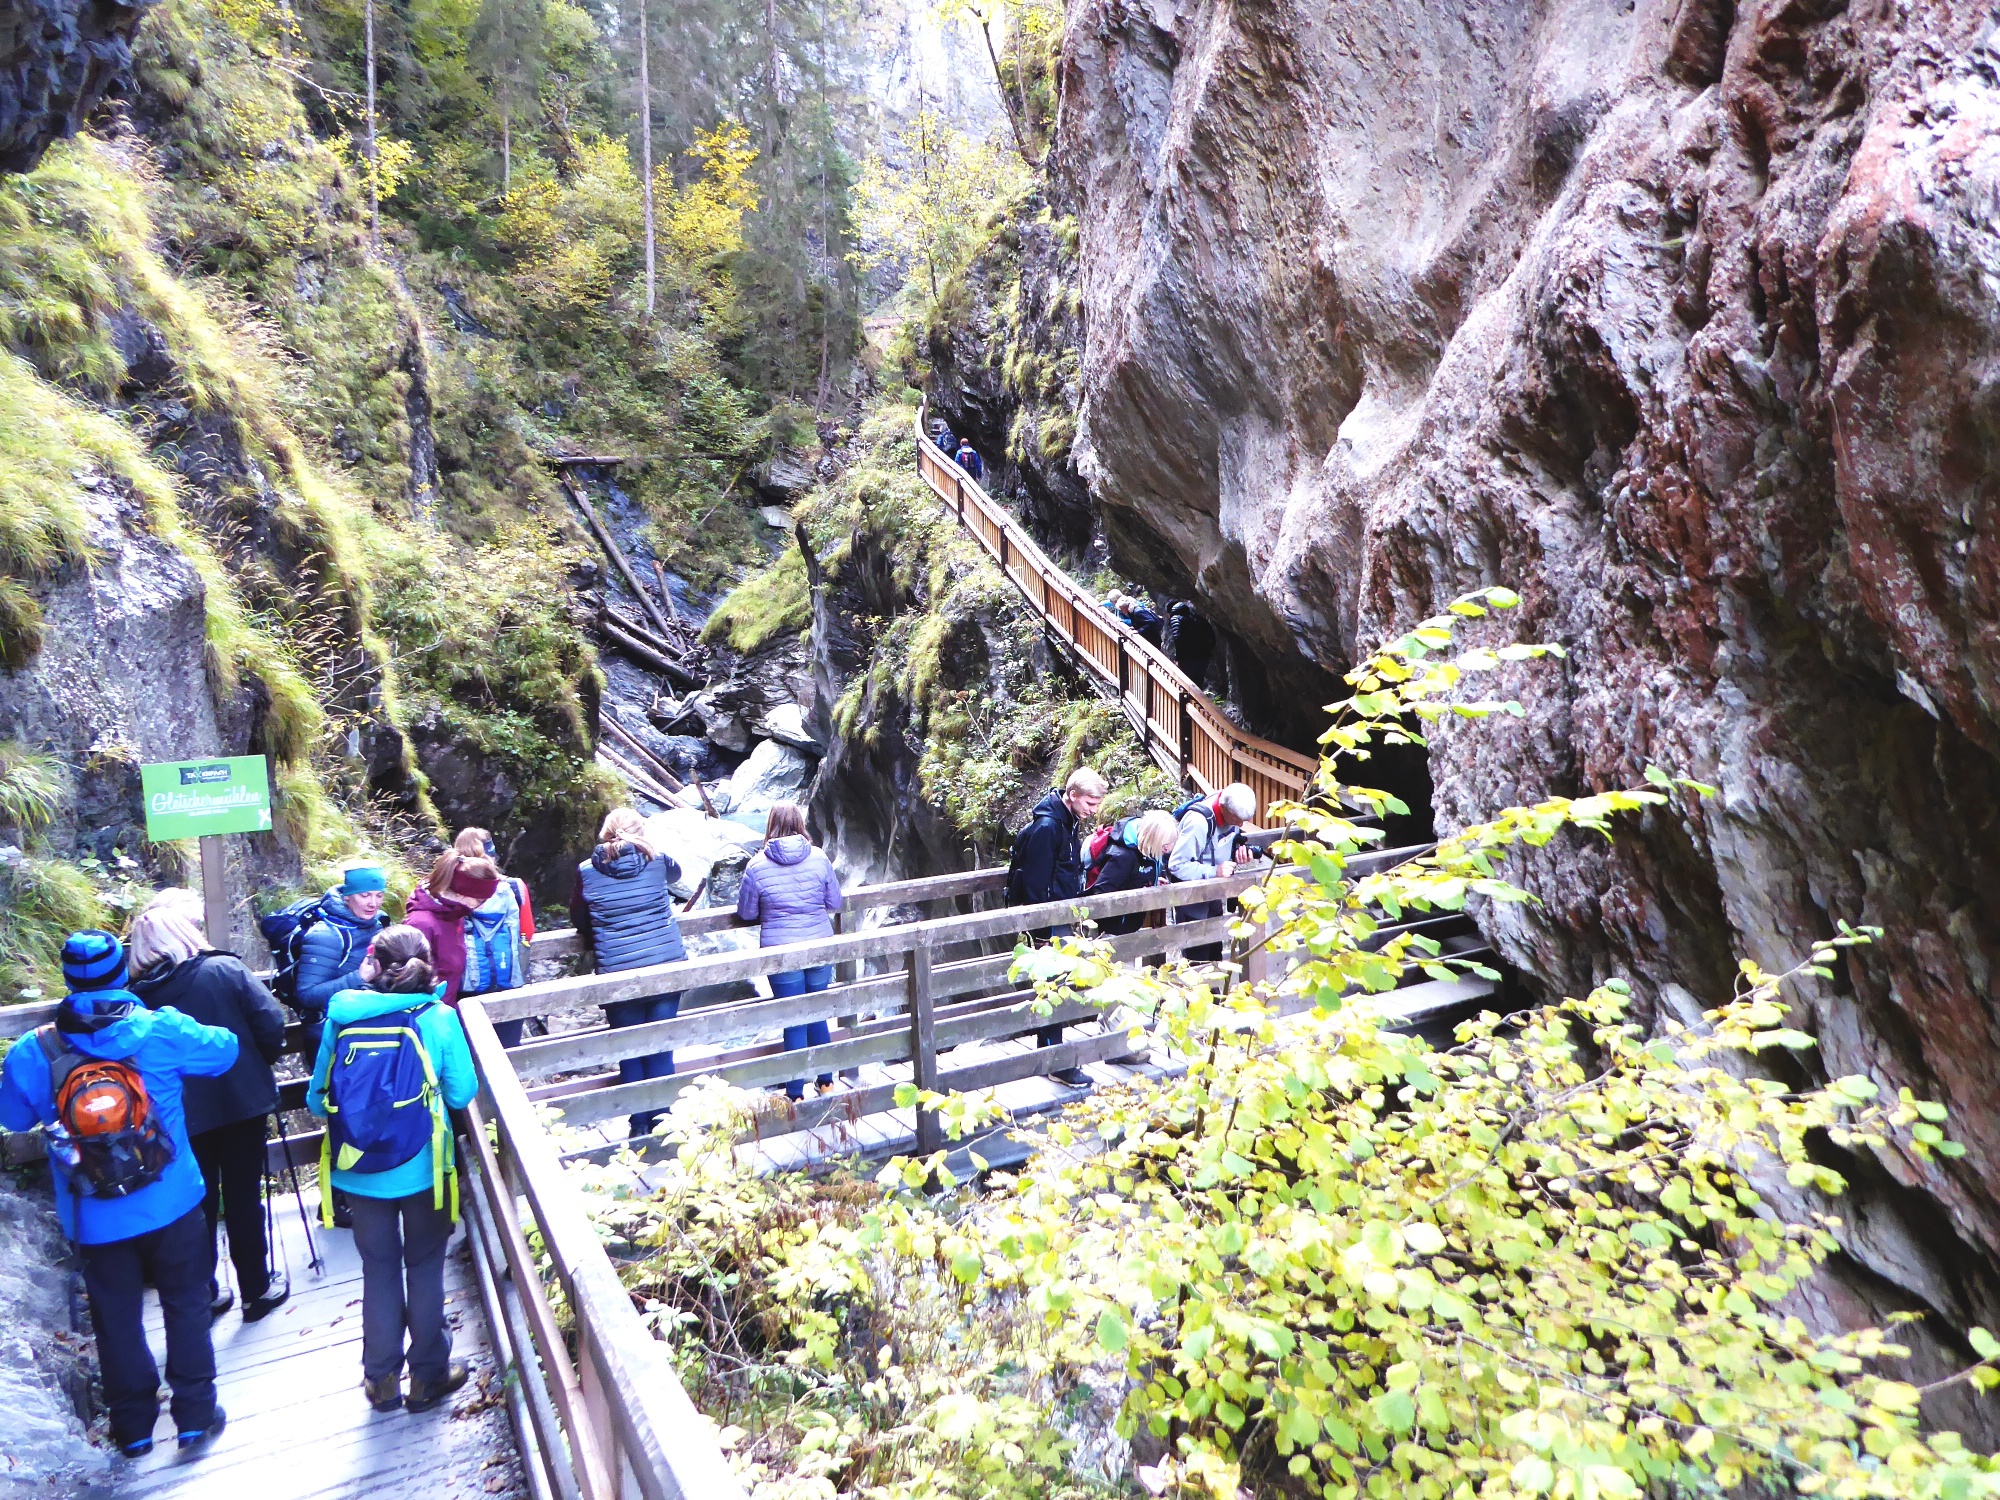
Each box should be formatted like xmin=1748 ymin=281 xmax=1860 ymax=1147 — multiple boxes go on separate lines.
xmin=0 ymin=931 xmax=237 ymax=1457
xmin=307 ymin=924 xmax=478 ymax=1416
xmin=569 ymin=807 xmax=686 ymax=1138
xmin=736 ymin=802 xmax=844 ymax=1100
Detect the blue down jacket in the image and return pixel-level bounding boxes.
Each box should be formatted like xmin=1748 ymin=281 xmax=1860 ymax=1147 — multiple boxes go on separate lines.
xmin=571 ymin=844 xmax=687 ymax=973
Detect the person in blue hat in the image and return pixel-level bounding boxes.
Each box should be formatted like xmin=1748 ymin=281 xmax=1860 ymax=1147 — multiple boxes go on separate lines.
xmin=293 ymin=865 xmax=390 ymax=1024
xmin=0 ymin=931 xmax=239 ymax=1458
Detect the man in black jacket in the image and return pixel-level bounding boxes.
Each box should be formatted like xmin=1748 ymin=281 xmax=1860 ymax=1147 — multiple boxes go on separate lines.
xmin=1006 ymin=766 xmax=1107 ymax=1085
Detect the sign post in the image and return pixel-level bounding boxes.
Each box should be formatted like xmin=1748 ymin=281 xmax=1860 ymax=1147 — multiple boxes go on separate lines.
xmin=139 ymin=756 xmax=273 ymax=949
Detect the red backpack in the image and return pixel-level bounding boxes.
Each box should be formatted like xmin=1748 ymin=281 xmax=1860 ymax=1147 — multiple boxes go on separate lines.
xmin=1082 ymin=822 xmax=1123 ymax=890
xmin=36 ymin=1027 xmax=177 ymax=1199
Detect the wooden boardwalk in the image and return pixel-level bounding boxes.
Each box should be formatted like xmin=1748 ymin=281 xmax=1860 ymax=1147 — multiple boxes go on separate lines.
xmin=115 ymin=1190 xmax=523 ymax=1500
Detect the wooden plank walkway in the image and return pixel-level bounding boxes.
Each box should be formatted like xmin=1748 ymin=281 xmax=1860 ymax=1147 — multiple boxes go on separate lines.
xmin=115 ymin=1189 xmax=524 ymax=1500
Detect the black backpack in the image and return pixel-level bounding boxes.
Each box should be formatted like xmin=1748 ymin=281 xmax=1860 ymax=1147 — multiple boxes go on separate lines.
xmin=259 ymin=897 xmax=340 ymax=1007
xmin=1005 ymin=804 xmax=1066 ymax=906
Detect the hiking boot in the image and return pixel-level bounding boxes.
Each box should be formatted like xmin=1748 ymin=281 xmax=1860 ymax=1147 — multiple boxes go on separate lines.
xmin=177 ymin=1407 xmax=226 ymax=1453
xmin=404 ymin=1360 xmax=469 ymax=1414
xmin=241 ymin=1272 xmax=290 ymax=1323
xmin=1052 ymin=1067 xmax=1094 ymax=1088
xmin=208 ymin=1285 xmax=234 ymax=1320
xmin=117 ymin=1436 xmax=154 ymax=1459
xmin=363 ymin=1375 xmax=404 ymax=1413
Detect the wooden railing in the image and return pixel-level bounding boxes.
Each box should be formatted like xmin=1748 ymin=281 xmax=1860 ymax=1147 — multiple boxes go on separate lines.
xmin=915 ymin=414 xmax=1320 ymax=819
xmin=458 ymin=994 xmax=748 ymax=1500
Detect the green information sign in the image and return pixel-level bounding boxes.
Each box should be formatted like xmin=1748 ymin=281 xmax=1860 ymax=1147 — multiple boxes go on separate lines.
xmin=139 ymin=755 xmax=273 ymax=841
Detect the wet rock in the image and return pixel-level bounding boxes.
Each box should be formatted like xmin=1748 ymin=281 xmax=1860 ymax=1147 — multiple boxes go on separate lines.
xmin=0 ymin=0 xmax=159 ymax=173
xmin=722 ymin=737 xmax=816 ymax=819
xmin=641 ymin=807 xmax=760 ymax=896
xmin=0 ymin=1175 xmax=108 ymax=1497
xmin=1056 ymin=0 xmax=2000 ymax=1425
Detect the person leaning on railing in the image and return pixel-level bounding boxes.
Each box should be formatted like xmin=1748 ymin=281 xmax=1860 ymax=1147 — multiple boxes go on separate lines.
xmin=1004 ymin=765 xmax=1108 ymax=1087
xmin=1087 ymin=811 xmax=1182 ymax=936
xmin=569 ymin=807 xmax=686 ymax=1140
xmin=735 ymin=801 xmax=845 ymax=1101
xmin=1167 ymin=783 xmax=1258 ymax=963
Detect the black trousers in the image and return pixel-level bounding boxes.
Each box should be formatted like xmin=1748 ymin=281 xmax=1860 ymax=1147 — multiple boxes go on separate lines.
xmin=192 ymin=1115 xmax=270 ymax=1301
xmin=79 ymin=1205 xmax=217 ymax=1447
xmin=348 ymin=1192 xmax=455 ymax=1384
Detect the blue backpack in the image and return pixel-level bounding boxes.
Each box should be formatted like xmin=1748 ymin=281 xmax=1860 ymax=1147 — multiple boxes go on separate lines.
xmin=318 ymin=1004 xmax=456 ymax=1223
xmin=260 ymin=896 xmax=336 ymax=1006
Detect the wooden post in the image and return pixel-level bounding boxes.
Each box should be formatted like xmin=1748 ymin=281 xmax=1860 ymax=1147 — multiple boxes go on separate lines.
xmin=1116 ymin=636 xmax=1129 ymax=697
xmin=835 ymin=910 xmax=859 ymax=1081
xmin=198 ymin=836 xmax=230 ymax=951
xmin=955 ymin=473 xmax=966 ymax=519
xmin=907 ymin=945 xmax=940 ymax=1156
xmin=1178 ymin=690 xmax=1194 ymax=783
xmin=998 ymin=529 xmax=1010 ymax=574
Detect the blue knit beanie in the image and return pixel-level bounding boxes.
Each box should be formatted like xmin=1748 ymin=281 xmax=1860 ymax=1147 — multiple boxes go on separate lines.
xmin=62 ymin=930 xmax=130 ymax=994
xmin=339 ymin=866 xmax=388 ymax=895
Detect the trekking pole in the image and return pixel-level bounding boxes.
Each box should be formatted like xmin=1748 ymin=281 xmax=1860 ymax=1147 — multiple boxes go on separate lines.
xmin=272 ymin=1113 xmax=326 ymax=1276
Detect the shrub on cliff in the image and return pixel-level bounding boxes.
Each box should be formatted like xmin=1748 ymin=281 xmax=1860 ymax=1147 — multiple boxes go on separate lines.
xmin=582 ymin=589 xmax=2000 ymax=1500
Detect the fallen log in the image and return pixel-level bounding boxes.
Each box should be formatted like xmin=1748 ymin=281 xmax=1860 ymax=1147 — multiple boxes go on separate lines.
xmin=650 ymin=559 xmax=691 ymax=646
xmin=600 ymin=601 xmax=689 ymax=664
xmin=558 ymin=471 xmax=679 ymax=641
xmin=600 ymin=713 xmax=688 ymax=794
xmin=599 ymin=614 xmax=698 ymax=689
xmin=596 ymin=746 xmax=681 ymax=807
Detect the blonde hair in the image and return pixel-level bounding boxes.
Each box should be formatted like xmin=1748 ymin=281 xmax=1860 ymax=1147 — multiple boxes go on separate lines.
xmin=1133 ymin=811 xmax=1180 ymax=860
xmin=425 ymin=849 xmax=502 ymax=899
xmin=1065 ymin=766 xmax=1109 ymax=798
xmin=598 ymin=807 xmax=656 ymax=860
xmin=128 ymin=889 xmax=209 ymax=973
xmin=763 ymin=802 xmax=808 ymax=841
xmin=453 ymin=827 xmax=493 ymax=858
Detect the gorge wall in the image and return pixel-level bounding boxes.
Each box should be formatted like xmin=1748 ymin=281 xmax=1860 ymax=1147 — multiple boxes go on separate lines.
xmin=1057 ymin=0 xmax=2000 ymax=1417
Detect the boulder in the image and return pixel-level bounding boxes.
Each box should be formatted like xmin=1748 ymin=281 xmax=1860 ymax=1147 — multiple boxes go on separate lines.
xmin=642 ymin=806 xmax=761 ymax=896
xmin=723 ymin=737 xmax=816 ymax=819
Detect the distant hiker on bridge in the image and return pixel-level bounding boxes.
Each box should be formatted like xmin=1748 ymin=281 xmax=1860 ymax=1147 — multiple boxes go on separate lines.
xmin=1119 ymin=595 xmax=1165 ymax=648
xmin=954 ymin=437 xmax=985 ymax=482
xmin=1168 ymin=783 xmax=1258 ymax=962
xmin=1083 ymin=810 xmax=1182 ymax=935
xmin=1005 ymin=766 xmax=1108 ymax=1086
xmin=307 ymin=923 xmax=475 ymax=1416
xmin=287 ymin=865 xmax=390 ymax=1025
xmin=1166 ymin=601 xmax=1216 ymax=686
xmin=453 ymin=827 xmax=537 ymax=1048
xmin=570 ymin=807 xmax=686 ymax=1139
xmin=404 ymin=846 xmax=502 ymax=1006
xmin=129 ymin=890 xmax=291 ymax=1325
xmin=0 ymin=931 xmax=238 ymax=1459
xmin=927 ymin=416 xmax=956 ymax=455
xmin=736 ymin=801 xmax=845 ymax=1101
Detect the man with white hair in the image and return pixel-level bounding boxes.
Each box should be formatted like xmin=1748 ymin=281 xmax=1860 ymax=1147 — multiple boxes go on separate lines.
xmin=1167 ymin=782 xmax=1258 ymax=961
xmin=1005 ymin=764 xmax=1108 ymax=1085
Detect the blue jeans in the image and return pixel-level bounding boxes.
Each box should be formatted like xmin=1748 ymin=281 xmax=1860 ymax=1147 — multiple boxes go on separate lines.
xmin=769 ymin=965 xmax=835 ymax=1101
xmin=604 ymin=993 xmax=680 ymax=1137
xmin=491 ymin=1017 xmax=526 ymax=1048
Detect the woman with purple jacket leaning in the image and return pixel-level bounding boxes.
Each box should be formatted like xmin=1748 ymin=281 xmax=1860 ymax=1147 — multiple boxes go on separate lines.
xmin=736 ymin=802 xmax=844 ymax=1100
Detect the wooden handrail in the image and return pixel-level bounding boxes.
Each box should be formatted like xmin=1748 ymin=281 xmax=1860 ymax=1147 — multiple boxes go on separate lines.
xmin=913 ymin=411 xmax=1319 ymax=820
xmin=462 ymin=996 xmax=749 ymax=1500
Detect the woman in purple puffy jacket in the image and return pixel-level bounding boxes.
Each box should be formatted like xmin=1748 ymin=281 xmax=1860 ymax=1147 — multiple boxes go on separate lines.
xmin=736 ymin=802 xmax=844 ymax=1099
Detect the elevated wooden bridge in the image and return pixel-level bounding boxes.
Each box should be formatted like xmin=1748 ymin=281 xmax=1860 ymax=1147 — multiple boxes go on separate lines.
xmin=0 ymin=423 xmax=1497 ymax=1499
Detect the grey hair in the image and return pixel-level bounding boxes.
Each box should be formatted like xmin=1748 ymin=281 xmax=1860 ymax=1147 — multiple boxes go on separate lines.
xmin=128 ymin=889 xmax=209 ymax=973
xmin=1218 ymin=783 xmax=1257 ymax=821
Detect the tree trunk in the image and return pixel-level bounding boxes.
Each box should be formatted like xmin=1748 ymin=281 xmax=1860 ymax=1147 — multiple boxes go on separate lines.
xmin=502 ymin=103 xmax=511 ymax=192
xmin=981 ymin=19 xmax=1041 ymax=171
xmin=365 ymin=0 xmax=379 ymax=248
xmin=637 ymin=0 xmax=656 ymax=321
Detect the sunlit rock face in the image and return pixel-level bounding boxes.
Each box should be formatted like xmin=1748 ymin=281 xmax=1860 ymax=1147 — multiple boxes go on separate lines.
xmin=1059 ymin=0 xmax=2000 ymax=1424
xmin=0 ymin=0 xmax=158 ymax=171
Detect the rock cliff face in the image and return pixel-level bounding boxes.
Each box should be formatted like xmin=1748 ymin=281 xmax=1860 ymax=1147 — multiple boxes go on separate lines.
xmin=1059 ymin=0 xmax=2000 ymax=1417
xmin=0 ymin=0 xmax=155 ymax=171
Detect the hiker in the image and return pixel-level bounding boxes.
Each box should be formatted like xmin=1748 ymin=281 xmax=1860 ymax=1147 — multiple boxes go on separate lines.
xmin=0 ymin=931 xmax=237 ymax=1458
xmin=570 ymin=807 xmax=687 ymax=1139
xmin=1168 ymin=783 xmax=1258 ymax=962
xmin=307 ymin=924 xmax=476 ymax=1415
xmin=292 ymin=865 xmax=390 ymax=1024
xmin=403 ymin=847 xmax=502 ymax=1006
xmin=452 ymin=827 xmax=538 ymax=1048
xmin=928 ymin=416 xmax=956 ymax=455
xmin=736 ymin=801 xmax=844 ymax=1101
xmin=1004 ymin=766 xmax=1107 ymax=1086
xmin=1120 ymin=595 xmax=1164 ymax=648
xmin=1167 ymin=601 xmax=1216 ymax=686
xmin=129 ymin=891 xmax=291 ymax=1324
xmin=1083 ymin=810 xmax=1182 ymax=936
xmin=954 ymin=437 xmax=985 ymax=482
